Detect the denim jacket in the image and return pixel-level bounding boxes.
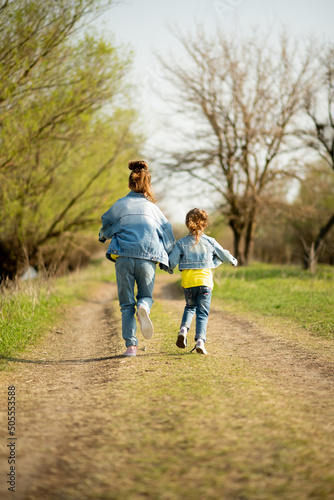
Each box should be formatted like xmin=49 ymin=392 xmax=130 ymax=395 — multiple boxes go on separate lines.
xmin=168 ymin=233 xmax=237 ymax=271
xmin=98 ymin=192 xmax=175 ymax=266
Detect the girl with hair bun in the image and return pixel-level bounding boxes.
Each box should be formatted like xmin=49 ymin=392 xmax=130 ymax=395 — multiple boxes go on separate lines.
xmin=167 ymin=208 xmax=237 ymax=355
xmin=99 ymin=160 xmax=175 ymax=357
xmin=128 ymin=160 xmax=156 ymax=203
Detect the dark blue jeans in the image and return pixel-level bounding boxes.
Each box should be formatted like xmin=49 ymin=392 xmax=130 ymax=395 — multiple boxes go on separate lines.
xmin=181 ymin=286 xmax=212 ymax=342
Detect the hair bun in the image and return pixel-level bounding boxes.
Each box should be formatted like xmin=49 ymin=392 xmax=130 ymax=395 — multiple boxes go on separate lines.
xmin=128 ymin=160 xmax=148 ymax=171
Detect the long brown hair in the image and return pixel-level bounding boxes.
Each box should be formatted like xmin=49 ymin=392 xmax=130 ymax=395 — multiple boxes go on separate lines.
xmin=186 ymin=208 xmax=209 ymax=244
xmin=128 ymin=160 xmax=156 ymax=203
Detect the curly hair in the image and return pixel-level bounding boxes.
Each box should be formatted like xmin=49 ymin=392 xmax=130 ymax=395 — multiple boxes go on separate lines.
xmin=185 ymin=208 xmax=209 ymax=244
xmin=128 ymin=160 xmax=156 ymax=203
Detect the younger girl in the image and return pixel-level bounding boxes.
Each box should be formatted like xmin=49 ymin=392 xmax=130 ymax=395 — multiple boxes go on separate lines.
xmin=99 ymin=160 xmax=175 ymax=357
xmin=167 ymin=208 xmax=237 ymax=354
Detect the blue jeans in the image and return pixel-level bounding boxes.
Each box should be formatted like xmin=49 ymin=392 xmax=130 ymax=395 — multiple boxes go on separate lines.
xmin=181 ymin=286 xmax=212 ymax=342
xmin=115 ymin=257 xmax=156 ymax=347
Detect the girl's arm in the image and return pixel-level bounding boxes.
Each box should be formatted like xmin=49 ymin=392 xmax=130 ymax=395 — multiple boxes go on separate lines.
xmin=161 ymin=221 xmax=176 ymax=255
xmin=159 ymin=222 xmax=176 ymax=273
xmin=214 ymin=240 xmax=238 ymax=266
xmin=98 ymin=210 xmax=114 ymax=242
xmin=98 ymin=219 xmax=112 ymax=242
xmin=168 ymin=242 xmax=182 ymax=271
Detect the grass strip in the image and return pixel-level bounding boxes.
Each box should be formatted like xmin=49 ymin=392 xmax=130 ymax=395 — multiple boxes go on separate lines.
xmin=0 ymin=257 xmax=116 ymax=360
xmin=213 ymin=262 xmax=334 ymax=339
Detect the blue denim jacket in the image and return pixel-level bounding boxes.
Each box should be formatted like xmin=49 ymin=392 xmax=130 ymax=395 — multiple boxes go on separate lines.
xmin=168 ymin=233 xmax=237 ymax=271
xmin=98 ymin=192 xmax=175 ymax=266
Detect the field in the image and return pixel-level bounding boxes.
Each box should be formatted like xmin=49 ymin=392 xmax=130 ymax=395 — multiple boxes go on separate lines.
xmin=0 ymin=261 xmax=333 ymax=499
xmin=214 ymin=263 xmax=334 ymax=339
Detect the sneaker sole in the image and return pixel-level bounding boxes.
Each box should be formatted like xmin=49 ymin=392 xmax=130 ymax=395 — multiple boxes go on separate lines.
xmin=138 ymin=308 xmax=154 ymax=339
xmin=176 ymin=334 xmax=187 ymax=348
xmin=196 ymin=346 xmax=207 ymax=355
xmin=123 ymin=352 xmax=137 ymax=357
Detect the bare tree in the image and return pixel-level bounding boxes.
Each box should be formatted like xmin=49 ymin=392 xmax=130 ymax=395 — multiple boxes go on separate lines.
xmin=297 ymin=46 xmax=334 ymax=269
xmin=157 ymin=28 xmax=317 ymax=264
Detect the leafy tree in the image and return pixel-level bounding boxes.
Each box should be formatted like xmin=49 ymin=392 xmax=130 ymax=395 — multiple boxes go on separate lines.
xmin=0 ymin=0 xmax=142 ymax=277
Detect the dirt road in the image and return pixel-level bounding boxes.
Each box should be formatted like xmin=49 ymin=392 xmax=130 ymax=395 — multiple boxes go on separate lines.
xmin=1 ymin=273 xmax=334 ymax=499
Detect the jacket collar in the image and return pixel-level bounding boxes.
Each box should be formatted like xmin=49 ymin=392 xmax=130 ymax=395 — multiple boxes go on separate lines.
xmin=127 ymin=191 xmax=145 ymax=198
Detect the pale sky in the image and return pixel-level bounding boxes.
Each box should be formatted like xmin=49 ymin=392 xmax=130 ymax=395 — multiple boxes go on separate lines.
xmin=95 ymin=0 xmax=334 ymax=80
xmin=93 ymin=0 xmax=334 ymax=222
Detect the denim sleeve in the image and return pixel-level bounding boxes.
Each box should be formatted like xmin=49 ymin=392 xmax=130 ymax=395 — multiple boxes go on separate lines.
xmin=98 ymin=212 xmax=113 ymax=243
xmin=168 ymin=242 xmax=182 ymax=270
xmin=214 ymin=240 xmax=238 ymax=266
xmin=159 ymin=263 xmax=174 ymax=274
xmin=161 ymin=221 xmax=176 ymax=255
xmin=98 ymin=227 xmax=106 ymax=243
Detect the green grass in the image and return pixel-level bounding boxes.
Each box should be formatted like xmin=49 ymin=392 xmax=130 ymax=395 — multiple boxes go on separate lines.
xmin=213 ymin=262 xmax=334 ymax=339
xmin=2 ymin=259 xmax=333 ymax=362
xmin=0 ymin=257 xmax=116 ymax=360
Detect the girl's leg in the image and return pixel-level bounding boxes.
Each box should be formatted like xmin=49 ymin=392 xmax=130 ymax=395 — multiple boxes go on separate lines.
xmin=115 ymin=257 xmax=138 ymax=347
xmin=195 ymin=286 xmax=212 ymax=342
xmin=134 ymin=259 xmax=156 ymax=339
xmin=180 ymin=287 xmax=196 ymax=331
xmin=134 ymin=259 xmax=156 ymax=312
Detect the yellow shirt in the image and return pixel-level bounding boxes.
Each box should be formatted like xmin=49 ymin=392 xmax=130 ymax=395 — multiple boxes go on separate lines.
xmin=181 ymin=268 xmax=213 ymax=289
xmin=110 ymin=254 xmax=119 ymax=260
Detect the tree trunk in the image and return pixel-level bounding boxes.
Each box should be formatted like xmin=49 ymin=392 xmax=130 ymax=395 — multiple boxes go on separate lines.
xmin=229 ymin=220 xmax=243 ymax=265
xmin=243 ymin=215 xmax=257 ymax=266
xmin=314 ymin=213 xmax=334 ymax=254
xmin=303 ymin=212 xmax=334 ymax=270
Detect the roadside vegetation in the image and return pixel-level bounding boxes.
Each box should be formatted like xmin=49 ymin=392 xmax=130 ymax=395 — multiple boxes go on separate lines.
xmin=0 ymin=257 xmax=115 ymax=360
xmin=1 ymin=259 xmax=333 ymax=363
xmin=213 ymin=263 xmax=334 ymax=340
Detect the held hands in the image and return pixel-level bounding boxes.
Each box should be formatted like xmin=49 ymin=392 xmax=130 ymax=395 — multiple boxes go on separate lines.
xmin=98 ymin=228 xmax=106 ymax=243
xmin=159 ymin=263 xmax=173 ymax=274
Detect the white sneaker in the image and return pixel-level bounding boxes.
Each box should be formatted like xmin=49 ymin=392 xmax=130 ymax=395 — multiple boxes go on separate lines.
xmin=195 ymin=339 xmax=207 ymax=355
xmin=176 ymin=327 xmax=187 ymax=348
xmin=123 ymin=346 xmax=137 ymax=357
xmin=137 ymin=306 xmax=154 ymax=340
